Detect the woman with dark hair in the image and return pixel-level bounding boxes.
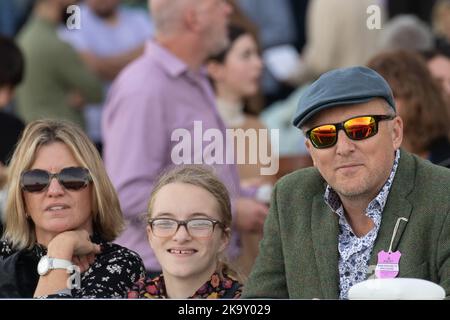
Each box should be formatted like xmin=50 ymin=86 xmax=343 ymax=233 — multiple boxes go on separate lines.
xmin=207 ymin=24 xmax=275 ymax=277
xmin=368 ymin=49 xmax=450 ymax=168
xmin=207 ymin=24 xmax=273 ymax=183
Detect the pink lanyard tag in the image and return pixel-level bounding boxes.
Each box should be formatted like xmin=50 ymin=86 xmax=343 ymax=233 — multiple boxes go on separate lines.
xmin=375 ymin=250 xmax=401 ymax=278
xmin=374 ymin=217 xmax=408 ymax=279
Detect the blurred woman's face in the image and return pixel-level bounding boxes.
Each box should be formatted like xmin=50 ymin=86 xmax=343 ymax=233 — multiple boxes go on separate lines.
xmin=427 ymin=55 xmax=450 ymax=97
xmin=23 ymin=142 xmax=93 ymax=245
xmin=213 ymin=34 xmax=263 ymax=99
xmin=147 ymin=183 xmax=229 ymax=284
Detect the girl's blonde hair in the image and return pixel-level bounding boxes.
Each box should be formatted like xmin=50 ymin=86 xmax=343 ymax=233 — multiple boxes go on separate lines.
xmin=3 ymin=119 xmax=124 ymax=249
xmin=147 ymin=165 xmax=242 ymax=281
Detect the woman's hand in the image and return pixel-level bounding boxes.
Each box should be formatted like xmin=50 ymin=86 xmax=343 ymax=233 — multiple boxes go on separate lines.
xmin=47 ymin=230 xmax=101 ymax=272
xmin=34 ymin=230 xmax=101 ymax=297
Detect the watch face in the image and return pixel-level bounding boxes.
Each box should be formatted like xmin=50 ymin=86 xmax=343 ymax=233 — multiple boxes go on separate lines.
xmin=37 ymin=256 xmax=50 ymax=276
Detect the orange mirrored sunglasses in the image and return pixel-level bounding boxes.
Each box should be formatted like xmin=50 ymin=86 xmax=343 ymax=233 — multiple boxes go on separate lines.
xmin=306 ymin=115 xmax=395 ymax=149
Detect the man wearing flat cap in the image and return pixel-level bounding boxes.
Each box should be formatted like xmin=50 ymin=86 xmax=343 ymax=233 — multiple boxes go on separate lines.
xmin=243 ymin=66 xmax=450 ymax=299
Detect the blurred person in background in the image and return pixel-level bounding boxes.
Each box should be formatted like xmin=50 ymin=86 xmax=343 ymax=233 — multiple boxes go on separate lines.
xmin=59 ymin=0 xmax=153 ymax=153
xmin=16 ymin=0 xmax=103 ymax=130
xmin=423 ymin=50 xmax=450 ymax=99
xmin=207 ymin=24 xmax=274 ymax=186
xmin=0 ymin=36 xmax=25 ymax=167
xmin=432 ymin=0 xmax=450 ymax=51
xmin=377 ymin=15 xmax=434 ymax=52
xmin=289 ymin=0 xmax=383 ymax=85
xmin=235 ymin=0 xmax=297 ymax=105
xmin=207 ymin=23 xmax=275 ymax=276
xmin=0 ymin=36 xmax=25 ymax=237
xmin=0 ymin=0 xmax=34 ymax=37
xmin=368 ymin=50 xmax=450 ymax=168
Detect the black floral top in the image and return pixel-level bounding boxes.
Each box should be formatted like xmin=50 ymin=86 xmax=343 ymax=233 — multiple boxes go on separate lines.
xmin=0 ymin=234 xmax=146 ymax=298
xmin=127 ymin=272 xmax=243 ymax=299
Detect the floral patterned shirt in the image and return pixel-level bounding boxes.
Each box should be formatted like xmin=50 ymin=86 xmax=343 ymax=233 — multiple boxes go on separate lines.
xmin=0 ymin=233 xmax=146 ymax=298
xmin=127 ymin=272 xmax=243 ymax=299
xmin=324 ymin=149 xmax=400 ymax=299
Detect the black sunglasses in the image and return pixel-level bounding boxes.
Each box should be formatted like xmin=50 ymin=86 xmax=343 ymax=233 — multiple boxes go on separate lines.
xmin=20 ymin=167 xmax=92 ymax=193
xmin=306 ymin=114 xmax=396 ymax=149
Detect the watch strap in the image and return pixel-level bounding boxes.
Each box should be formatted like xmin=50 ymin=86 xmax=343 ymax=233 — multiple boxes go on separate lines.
xmin=49 ymin=257 xmax=74 ymax=271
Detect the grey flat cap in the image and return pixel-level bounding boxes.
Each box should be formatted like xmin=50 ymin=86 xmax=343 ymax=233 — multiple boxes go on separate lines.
xmin=292 ymin=66 xmax=396 ymax=128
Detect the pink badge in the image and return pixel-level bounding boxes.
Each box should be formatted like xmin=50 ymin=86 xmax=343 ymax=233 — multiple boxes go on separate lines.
xmin=375 ymin=250 xmax=401 ymax=279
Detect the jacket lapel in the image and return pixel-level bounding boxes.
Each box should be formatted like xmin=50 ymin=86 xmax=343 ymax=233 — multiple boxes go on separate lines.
xmin=369 ymin=151 xmax=415 ymax=268
xmin=311 ymin=193 xmax=340 ymax=299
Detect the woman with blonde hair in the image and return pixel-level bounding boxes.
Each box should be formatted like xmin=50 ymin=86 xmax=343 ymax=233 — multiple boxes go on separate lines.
xmin=0 ymin=119 xmax=145 ymax=298
xmin=128 ymin=165 xmax=243 ymax=299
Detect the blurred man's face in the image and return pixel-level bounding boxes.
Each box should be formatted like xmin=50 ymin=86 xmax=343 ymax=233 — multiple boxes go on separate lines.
xmin=86 ymin=0 xmax=120 ymax=18
xmin=197 ymin=0 xmax=232 ymax=56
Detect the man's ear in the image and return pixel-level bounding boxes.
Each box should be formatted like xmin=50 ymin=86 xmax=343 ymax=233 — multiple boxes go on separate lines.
xmin=305 ymin=139 xmax=317 ymax=166
xmin=184 ymin=6 xmax=201 ymax=33
xmin=391 ymin=116 xmax=403 ymax=150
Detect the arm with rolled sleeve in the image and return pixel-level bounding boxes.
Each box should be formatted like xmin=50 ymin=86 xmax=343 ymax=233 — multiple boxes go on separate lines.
xmin=242 ymin=183 xmax=288 ymax=298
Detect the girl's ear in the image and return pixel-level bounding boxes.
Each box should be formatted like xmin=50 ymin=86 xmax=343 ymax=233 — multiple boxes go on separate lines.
xmin=218 ymin=227 xmax=231 ymax=253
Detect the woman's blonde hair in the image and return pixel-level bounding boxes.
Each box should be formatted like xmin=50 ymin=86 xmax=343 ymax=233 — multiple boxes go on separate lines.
xmin=147 ymin=165 xmax=241 ymax=281
xmin=3 ymin=119 xmax=124 ymax=249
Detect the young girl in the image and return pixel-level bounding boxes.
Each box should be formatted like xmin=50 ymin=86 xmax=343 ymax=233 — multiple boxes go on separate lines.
xmin=128 ymin=166 xmax=243 ymax=299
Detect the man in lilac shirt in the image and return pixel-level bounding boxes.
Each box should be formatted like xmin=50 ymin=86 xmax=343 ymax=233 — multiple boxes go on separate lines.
xmin=102 ymin=0 xmax=269 ymax=273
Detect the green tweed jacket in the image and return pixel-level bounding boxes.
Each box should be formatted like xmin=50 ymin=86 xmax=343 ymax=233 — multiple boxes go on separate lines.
xmin=242 ymin=151 xmax=450 ymax=299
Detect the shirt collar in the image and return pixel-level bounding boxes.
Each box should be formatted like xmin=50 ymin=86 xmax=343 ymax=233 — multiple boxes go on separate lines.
xmin=324 ymin=149 xmax=401 ymax=216
xmin=145 ymin=39 xmax=208 ymax=79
